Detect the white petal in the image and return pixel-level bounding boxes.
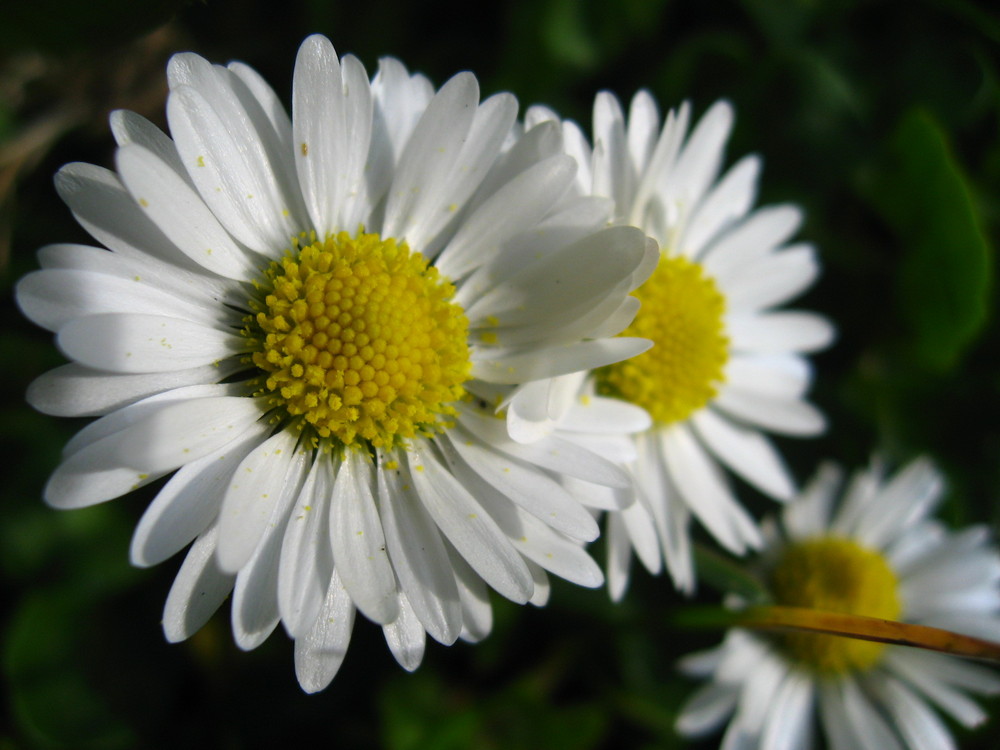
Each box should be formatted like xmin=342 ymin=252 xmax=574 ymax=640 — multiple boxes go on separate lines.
xmin=294 ymin=569 xmax=356 ymax=693
xmin=130 ymin=421 xmax=269 ymax=566
xmin=407 ymin=443 xmax=532 ymax=603
xmin=701 ymin=204 xmax=803 ymax=278
xmin=110 ymin=109 xmax=187 ymax=180
xmin=382 ymin=592 xmax=427 ymax=672
xmin=230 ymin=509 xmax=284 ymax=651
xmin=217 ymin=430 xmax=310 ymax=573
xmin=18 ymin=268 xmax=217 ymax=333
xmin=376 ymin=451 xmax=461 ymax=645
xmin=443 ymin=428 xmax=599 ymax=542
xmin=676 ymin=681 xmax=739 ymax=737
xmin=167 ymin=84 xmax=297 ymax=254
xmin=728 ymin=311 xmax=835 ymax=354
xmin=838 ymin=677 xmax=904 ymax=750
xmin=682 ymin=155 xmax=760 ymax=259
xmin=713 ymin=386 xmax=826 ymax=436
xmin=293 ymin=37 xmax=374 ymax=236
xmin=473 ymin=337 xmax=651 ymax=385
xmin=330 ymin=450 xmax=399 ymax=624
xmin=35 ymin=240 xmax=234 ymax=309
xmin=162 ymin=523 xmax=236 ymax=642
xmin=868 ymin=674 xmax=955 ymax=750
xmin=26 ymin=361 xmax=241 ymax=418
xmin=390 ymin=89 xmax=517 ymax=255
xmin=660 ymin=424 xmax=762 ymax=554
xmin=278 ymin=459 xmax=335 ymax=638
xmin=725 ymin=353 xmax=813 ymax=401
xmin=116 ymin=143 xmax=259 ymax=280
xmin=447 ymin=546 xmax=494 ymax=643
xmin=381 ymin=72 xmax=479 ymax=243
xmin=57 ymin=313 xmax=244 ymax=373
xmin=470 ymin=482 xmax=604 ymax=588
xmin=759 ymin=670 xmax=814 ymax=750
xmin=54 ymin=163 xmax=202 ymax=269
xmin=117 ymin=395 xmax=266 ymax=473
xmin=435 ymin=155 xmax=575 ymax=279
xmin=692 ymin=408 xmax=796 ymax=500
xmin=720 ymin=244 xmax=819 ymax=313
xmin=457 ymin=404 xmax=630 ymax=488
xmin=462 ymin=225 xmax=648 ymax=327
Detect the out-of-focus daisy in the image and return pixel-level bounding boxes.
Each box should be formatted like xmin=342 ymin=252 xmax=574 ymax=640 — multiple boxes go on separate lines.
xmin=16 ymin=35 xmax=657 ymax=692
xmin=676 ymin=458 xmax=1000 ymax=750
xmin=525 ymin=93 xmax=834 ymax=595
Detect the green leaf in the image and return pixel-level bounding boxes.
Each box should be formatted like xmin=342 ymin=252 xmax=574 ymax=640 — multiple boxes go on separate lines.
xmin=692 ymin=543 xmax=771 ymax=604
xmin=869 ymin=108 xmax=993 ymax=372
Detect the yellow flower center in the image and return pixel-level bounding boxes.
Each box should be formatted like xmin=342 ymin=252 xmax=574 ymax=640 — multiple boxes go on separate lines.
xmin=596 ymin=254 xmax=728 ymax=425
xmin=244 ymin=231 xmax=470 ymax=449
xmin=769 ymin=536 xmax=902 ymax=673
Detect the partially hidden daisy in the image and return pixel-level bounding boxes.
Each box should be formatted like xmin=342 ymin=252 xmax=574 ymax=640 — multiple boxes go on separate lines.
xmin=524 ymin=93 xmax=835 ymax=595
xmin=16 ymin=35 xmax=657 ymax=692
xmin=676 ymin=458 xmax=1000 ymax=750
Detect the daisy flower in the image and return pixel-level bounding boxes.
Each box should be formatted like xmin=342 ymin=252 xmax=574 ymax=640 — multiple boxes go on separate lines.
xmin=524 ymin=93 xmax=835 ymax=595
xmin=16 ymin=35 xmax=657 ymax=692
xmin=676 ymin=458 xmax=1000 ymax=750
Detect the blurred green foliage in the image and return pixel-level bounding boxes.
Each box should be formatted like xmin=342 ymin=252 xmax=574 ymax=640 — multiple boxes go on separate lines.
xmin=2 ymin=0 xmax=999 ymax=748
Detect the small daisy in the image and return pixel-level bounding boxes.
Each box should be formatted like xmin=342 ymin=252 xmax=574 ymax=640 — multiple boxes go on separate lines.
xmin=16 ymin=36 xmax=657 ymax=692
xmin=525 ymin=93 xmax=834 ymax=595
xmin=676 ymin=458 xmax=1000 ymax=750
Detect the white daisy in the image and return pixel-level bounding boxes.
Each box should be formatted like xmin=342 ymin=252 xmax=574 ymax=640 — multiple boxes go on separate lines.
xmin=524 ymin=92 xmax=835 ymax=595
xmin=16 ymin=35 xmax=657 ymax=692
xmin=676 ymin=458 xmax=1000 ymax=750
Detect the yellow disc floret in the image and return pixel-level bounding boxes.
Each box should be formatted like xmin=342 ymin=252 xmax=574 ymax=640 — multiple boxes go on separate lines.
xmin=245 ymin=231 xmax=470 ymax=449
xmin=769 ymin=536 xmax=902 ymax=673
xmin=597 ymin=254 xmax=728 ymax=425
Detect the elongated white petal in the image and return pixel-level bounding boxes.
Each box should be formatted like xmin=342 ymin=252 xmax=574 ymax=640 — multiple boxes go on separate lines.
xmin=443 ymin=429 xmax=598 ymax=542
xmin=473 ymin=337 xmax=651 ymax=385
xmin=217 ymin=430 xmax=309 ymax=573
xmin=26 ymin=361 xmax=241 ymax=418
xmin=714 ymin=386 xmax=825 ymax=436
xmin=18 ymin=268 xmax=217 ymax=333
xmin=117 ymin=396 xmax=266 ymax=473
xmin=294 ymin=569 xmax=356 ymax=693
xmin=661 ymin=424 xmax=762 ymax=554
xmin=376 ymin=452 xmax=461 ymax=645
xmin=728 ymin=311 xmax=835 ymax=354
xmin=407 ymin=442 xmax=532 ymax=603
xmin=231 ymin=510 xmax=284 ymax=651
xmin=167 ymin=84 xmax=298 ymax=253
xmin=58 ymin=313 xmax=244 ymax=373
xmin=117 ymin=143 xmax=259 ymax=280
xmin=278 ymin=459 xmax=334 ymax=638
xmin=162 ymin=523 xmax=235 ymax=643
xmin=457 ymin=404 xmax=631 ymax=488
xmin=330 ymin=450 xmax=399 ymax=624
xmin=436 ymin=155 xmax=575 ymax=279
xmin=447 ymin=546 xmax=493 ymax=643
xmin=382 ymin=72 xmax=479 ymax=243
xmin=692 ymin=409 xmax=795 ymax=500
xmin=110 ymin=109 xmax=187 ymax=180
xmin=293 ymin=37 xmax=374 ymax=236
xmin=131 ymin=421 xmax=269 ymax=566
xmin=382 ymin=593 xmax=426 ymax=672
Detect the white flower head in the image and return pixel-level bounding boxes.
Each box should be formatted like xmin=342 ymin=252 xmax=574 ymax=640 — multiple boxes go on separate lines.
xmin=524 ymin=92 xmax=835 ymax=596
xmin=16 ymin=35 xmax=658 ymax=692
xmin=676 ymin=458 xmax=1000 ymax=750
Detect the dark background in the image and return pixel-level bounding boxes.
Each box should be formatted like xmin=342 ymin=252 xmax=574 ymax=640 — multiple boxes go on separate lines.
xmin=1 ymin=1 xmax=998 ymax=747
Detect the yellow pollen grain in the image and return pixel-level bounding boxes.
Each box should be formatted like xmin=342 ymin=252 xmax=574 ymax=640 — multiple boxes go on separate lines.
xmin=196 ymin=156 xmax=205 ymax=167
xmin=245 ymin=230 xmax=471 ymax=449
xmin=769 ymin=536 xmax=901 ymax=674
xmin=596 ymin=254 xmax=728 ymax=425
